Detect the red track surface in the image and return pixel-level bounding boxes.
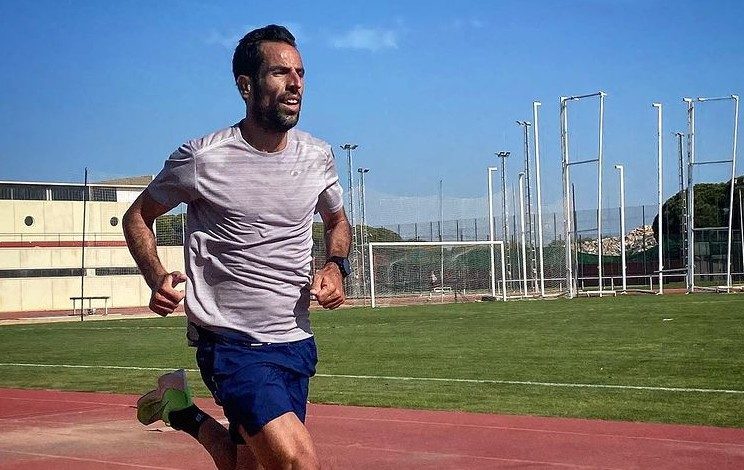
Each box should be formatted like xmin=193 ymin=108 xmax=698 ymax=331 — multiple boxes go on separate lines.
xmin=1 ymin=388 xmax=743 ymax=469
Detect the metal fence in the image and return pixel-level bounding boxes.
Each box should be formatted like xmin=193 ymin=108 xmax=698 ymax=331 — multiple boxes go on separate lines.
xmin=152 ymin=200 xmax=744 ymax=299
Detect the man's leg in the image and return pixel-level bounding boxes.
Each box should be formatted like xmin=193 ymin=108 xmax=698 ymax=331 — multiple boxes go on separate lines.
xmin=240 ymin=412 xmax=319 ymax=470
xmin=170 ymin=405 xmax=263 ymax=470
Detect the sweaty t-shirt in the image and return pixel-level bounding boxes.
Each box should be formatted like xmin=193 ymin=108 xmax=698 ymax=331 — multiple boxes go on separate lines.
xmin=146 ymin=124 xmax=344 ymax=343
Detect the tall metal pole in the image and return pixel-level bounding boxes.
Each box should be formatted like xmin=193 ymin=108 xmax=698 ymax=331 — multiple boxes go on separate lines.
xmin=80 ymin=167 xmax=88 ymax=322
xmin=439 ymin=179 xmax=444 ymax=299
xmin=725 ymin=95 xmax=739 ymax=288
xmin=487 ymin=167 xmax=498 ymax=297
xmin=653 ymin=103 xmax=664 ymax=294
xmin=532 ymin=101 xmax=546 ymax=297
xmin=560 ymin=97 xmax=574 ymax=297
xmin=496 ymin=151 xmax=511 ymax=284
xmin=675 ymin=131 xmax=687 ymax=286
xmin=340 ymin=144 xmax=358 ymax=294
xmin=615 ymin=165 xmax=627 ymax=292
xmin=518 ymin=172 xmax=528 ymax=296
xmin=358 ymin=168 xmax=370 ymax=299
xmin=684 ymin=98 xmax=695 ymax=291
xmin=597 ymin=92 xmax=606 ymax=295
xmin=517 ymin=120 xmax=537 ymax=293
xmin=739 ymin=188 xmax=744 ymax=283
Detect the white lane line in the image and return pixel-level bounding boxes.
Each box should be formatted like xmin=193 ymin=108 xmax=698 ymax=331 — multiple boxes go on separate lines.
xmin=311 ymin=414 xmax=744 ymax=448
xmin=317 ymin=442 xmax=616 ymax=469
xmin=0 ymin=362 xmax=742 ymax=394
xmin=0 ymin=449 xmax=186 ymax=469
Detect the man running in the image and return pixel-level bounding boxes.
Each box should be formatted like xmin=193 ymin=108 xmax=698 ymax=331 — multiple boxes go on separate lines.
xmin=123 ymin=24 xmax=351 ymax=470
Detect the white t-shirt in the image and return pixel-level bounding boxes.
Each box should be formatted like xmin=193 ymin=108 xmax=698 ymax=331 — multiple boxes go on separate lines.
xmin=147 ymin=124 xmax=344 ymax=343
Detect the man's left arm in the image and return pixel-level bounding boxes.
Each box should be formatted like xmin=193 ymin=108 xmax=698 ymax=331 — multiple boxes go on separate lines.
xmin=310 ymin=208 xmax=351 ymax=309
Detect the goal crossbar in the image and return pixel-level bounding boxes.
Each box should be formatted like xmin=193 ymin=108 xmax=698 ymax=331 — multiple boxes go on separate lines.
xmin=368 ymin=240 xmax=507 ymax=307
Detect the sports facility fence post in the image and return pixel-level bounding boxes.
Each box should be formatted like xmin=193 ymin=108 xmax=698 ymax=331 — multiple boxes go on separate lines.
xmin=560 ymin=97 xmax=573 ymax=297
xmin=79 ymin=167 xmax=88 ymax=322
xmin=518 ymin=172 xmax=528 ymax=296
xmin=684 ymin=98 xmax=695 ymax=291
xmin=561 ymin=92 xmax=606 ymax=297
xmin=727 ymin=95 xmax=739 ymax=288
xmin=615 ymin=165 xmax=627 ymax=292
xmin=533 ymin=101 xmax=546 ymax=297
xmin=487 ymin=167 xmax=498 ymax=297
xmin=369 ymin=242 xmax=375 ymax=308
xmin=653 ymin=103 xmax=664 ymax=294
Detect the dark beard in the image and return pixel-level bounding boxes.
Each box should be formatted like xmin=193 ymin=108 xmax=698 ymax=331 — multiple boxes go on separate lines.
xmin=256 ymin=104 xmax=299 ymax=132
xmin=252 ymin=86 xmax=300 ymax=132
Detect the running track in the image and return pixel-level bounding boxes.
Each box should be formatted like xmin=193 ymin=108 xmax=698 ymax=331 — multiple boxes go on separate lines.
xmin=1 ymin=389 xmax=743 ymax=469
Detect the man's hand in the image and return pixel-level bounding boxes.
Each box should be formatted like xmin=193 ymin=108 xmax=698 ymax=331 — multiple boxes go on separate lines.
xmin=310 ymin=263 xmax=345 ymax=309
xmin=149 ymin=271 xmax=187 ymax=316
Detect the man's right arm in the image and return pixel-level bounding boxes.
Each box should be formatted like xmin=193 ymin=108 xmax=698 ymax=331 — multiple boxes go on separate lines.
xmin=123 ymin=191 xmax=186 ymax=316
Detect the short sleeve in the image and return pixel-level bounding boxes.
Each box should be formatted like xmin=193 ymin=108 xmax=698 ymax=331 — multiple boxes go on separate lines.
xmin=146 ymin=142 xmax=199 ymax=210
xmin=315 ymin=146 xmax=344 ymax=215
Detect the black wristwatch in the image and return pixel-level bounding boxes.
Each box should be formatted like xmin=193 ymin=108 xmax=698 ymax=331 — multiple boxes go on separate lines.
xmin=327 ymin=256 xmax=352 ymax=278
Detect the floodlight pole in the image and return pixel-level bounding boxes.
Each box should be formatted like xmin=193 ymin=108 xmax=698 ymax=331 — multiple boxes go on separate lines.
xmin=340 ymin=143 xmax=359 ymax=294
xmin=653 ymin=103 xmax=664 ymax=294
xmin=518 ymin=172 xmax=528 ymax=296
xmin=487 ymin=167 xmax=499 ymax=297
xmin=496 ymin=151 xmax=511 ymax=284
xmin=517 ymin=120 xmax=537 ymax=293
xmin=615 ymin=164 xmax=627 ymax=292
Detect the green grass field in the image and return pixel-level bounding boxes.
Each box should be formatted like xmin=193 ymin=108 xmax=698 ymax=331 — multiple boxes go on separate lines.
xmin=1 ymin=294 xmax=743 ymax=427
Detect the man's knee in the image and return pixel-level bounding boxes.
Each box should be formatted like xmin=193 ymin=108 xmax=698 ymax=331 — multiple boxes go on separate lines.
xmin=242 ymin=413 xmax=319 ymax=470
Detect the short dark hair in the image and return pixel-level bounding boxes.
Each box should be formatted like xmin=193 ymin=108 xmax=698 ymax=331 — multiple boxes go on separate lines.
xmin=232 ymin=25 xmax=297 ymax=82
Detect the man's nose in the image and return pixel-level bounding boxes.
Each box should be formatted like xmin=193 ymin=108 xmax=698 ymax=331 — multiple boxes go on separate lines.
xmin=287 ymin=70 xmax=302 ymax=91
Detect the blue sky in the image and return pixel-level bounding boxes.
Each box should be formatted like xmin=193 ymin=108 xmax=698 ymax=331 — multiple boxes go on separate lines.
xmin=1 ymin=0 xmax=742 ymax=224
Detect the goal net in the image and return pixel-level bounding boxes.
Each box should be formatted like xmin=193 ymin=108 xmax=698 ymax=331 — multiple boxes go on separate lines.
xmin=368 ymin=241 xmax=507 ymax=307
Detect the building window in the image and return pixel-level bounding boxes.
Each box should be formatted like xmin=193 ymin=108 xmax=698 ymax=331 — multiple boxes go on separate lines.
xmin=94 ymin=267 xmax=141 ymax=276
xmin=24 ymin=216 xmax=34 ymax=226
xmin=110 ymin=216 xmax=119 ymax=227
xmin=51 ymin=186 xmax=86 ymax=201
xmin=0 ymin=268 xmax=84 ymax=279
xmin=92 ymin=187 xmax=117 ymax=202
xmin=11 ymin=186 xmax=46 ymax=200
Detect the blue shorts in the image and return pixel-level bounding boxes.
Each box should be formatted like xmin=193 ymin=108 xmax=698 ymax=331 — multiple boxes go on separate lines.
xmin=194 ymin=326 xmax=317 ymax=442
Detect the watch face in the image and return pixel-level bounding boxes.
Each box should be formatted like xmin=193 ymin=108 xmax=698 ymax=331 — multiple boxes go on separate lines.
xmin=341 ymin=258 xmax=352 ymax=275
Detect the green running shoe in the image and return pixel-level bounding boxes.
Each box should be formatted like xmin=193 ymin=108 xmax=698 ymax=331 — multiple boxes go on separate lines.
xmin=136 ymin=369 xmax=193 ymax=426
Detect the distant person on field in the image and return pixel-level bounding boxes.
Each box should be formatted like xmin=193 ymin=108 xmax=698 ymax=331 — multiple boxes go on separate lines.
xmin=123 ymin=24 xmax=351 ymax=470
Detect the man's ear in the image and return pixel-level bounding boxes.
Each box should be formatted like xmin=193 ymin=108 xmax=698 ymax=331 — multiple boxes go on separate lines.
xmin=237 ymin=75 xmax=251 ymax=99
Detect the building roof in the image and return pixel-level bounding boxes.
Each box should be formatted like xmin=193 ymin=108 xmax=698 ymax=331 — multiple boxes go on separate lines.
xmin=96 ymin=175 xmax=154 ymax=186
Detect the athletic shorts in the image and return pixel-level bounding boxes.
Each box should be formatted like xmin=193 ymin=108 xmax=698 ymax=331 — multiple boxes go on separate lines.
xmin=193 ymin=325 xmax=317 ymax=443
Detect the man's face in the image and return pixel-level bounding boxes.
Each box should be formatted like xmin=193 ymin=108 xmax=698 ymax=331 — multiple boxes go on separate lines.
xmin=249 ymin=41 xmax=305 ymax=132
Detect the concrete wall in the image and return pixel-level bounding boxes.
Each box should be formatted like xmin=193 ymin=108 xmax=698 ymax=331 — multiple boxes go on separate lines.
xmin=0 ymin=200 xmax=131 ymax=240
xmin=0 ymin=197 xmax=190 ymax=313
xmin=0 ymin=246 xmax=184 ymax=312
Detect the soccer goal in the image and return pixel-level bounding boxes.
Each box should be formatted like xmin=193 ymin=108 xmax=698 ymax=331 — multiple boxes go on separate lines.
xmin=367 ymin=241 xmax=507 ymax=308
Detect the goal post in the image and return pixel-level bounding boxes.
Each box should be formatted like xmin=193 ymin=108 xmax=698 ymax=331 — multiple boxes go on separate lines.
xmin=368 ymin=240 xmax=507 ymax=308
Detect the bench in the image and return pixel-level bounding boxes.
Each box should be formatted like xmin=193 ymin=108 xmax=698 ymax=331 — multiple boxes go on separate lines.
xmin=70 ymin=296 xmax=110 ymax=316
xmin=432 ymin=286 xmax=453 ymax=295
